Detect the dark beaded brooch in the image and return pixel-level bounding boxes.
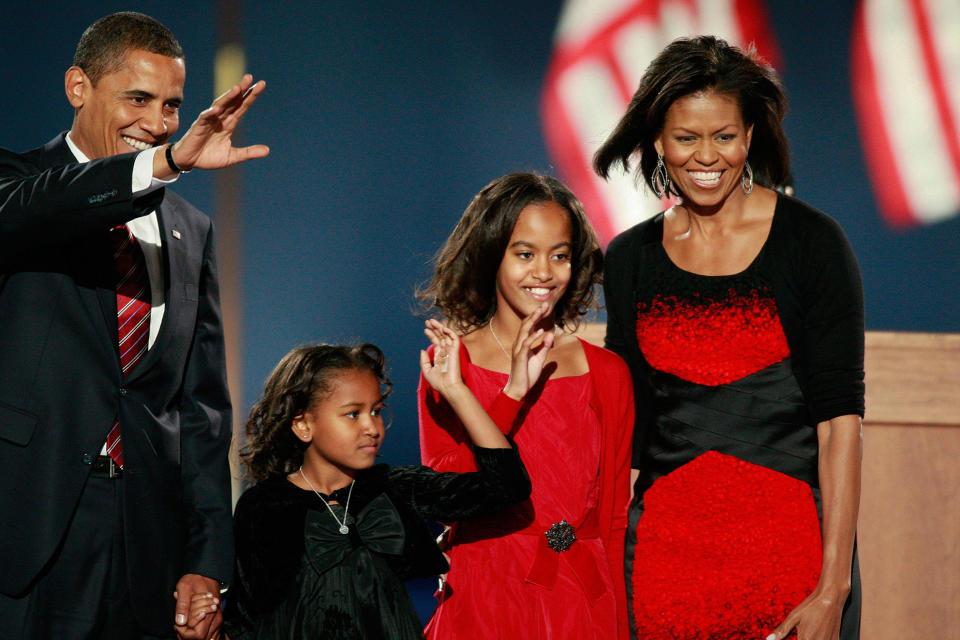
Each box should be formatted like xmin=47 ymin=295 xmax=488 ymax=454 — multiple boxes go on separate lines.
xmin=544 ymin=520 xmax=577 ymax=552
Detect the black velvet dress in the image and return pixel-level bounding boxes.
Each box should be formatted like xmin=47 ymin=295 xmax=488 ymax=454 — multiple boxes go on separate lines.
xmin=223 ymin=445 xmax=530 ymax=639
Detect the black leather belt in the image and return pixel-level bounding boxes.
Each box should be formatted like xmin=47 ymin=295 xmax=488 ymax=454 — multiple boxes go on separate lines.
xmin=91 ymin=455 xmax=123 ymax=478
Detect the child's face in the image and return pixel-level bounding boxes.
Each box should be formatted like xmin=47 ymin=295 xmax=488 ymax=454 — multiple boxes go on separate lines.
xmin=495 ymin=200 xmax=573 ymax=323
xmin=293 ymin=368 xmax=385 ymax=481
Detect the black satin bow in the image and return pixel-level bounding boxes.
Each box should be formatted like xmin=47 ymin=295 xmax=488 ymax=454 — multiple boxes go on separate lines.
xmin=304 ymin=492 xmax=406 ymax=576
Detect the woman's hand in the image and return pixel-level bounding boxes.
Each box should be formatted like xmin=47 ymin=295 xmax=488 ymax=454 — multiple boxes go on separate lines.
xmin=766 ymin=583 xmax=848 ymax=640
xmin=502 ymin=302 xmax=555 ymax=401
xmin=420 ymin=319 xmax=465 ymax=400
xmin=769 ymin=413 xmax=859 ymax=639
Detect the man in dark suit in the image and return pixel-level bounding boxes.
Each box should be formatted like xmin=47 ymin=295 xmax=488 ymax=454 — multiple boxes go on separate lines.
xmin=0 ymin=12 xmax=268 ymax=639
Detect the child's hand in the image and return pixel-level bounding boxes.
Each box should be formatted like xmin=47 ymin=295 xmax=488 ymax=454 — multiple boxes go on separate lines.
xmin=422 ymin=319 xmax=512 ymax=451
xmin=503 ymin=302 xmax=555 ymax=401
xmin=173 ymin=589 xmax=220 ymax=630
xmin=420 ymin=319 xmax=465 ymax=398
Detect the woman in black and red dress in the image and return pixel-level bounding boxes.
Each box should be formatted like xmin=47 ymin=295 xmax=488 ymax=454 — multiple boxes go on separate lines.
xmin=594 ymin=36 xmax=863 ymax=640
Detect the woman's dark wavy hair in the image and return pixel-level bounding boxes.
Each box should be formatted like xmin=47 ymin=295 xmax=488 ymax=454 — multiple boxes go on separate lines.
xmin=418 ymin=172 xmax=603 ymax=333
xmin=593 ymin=35 xmax=790 ymax=194
xmin=240 ymin=343 xmax=392 ymax=483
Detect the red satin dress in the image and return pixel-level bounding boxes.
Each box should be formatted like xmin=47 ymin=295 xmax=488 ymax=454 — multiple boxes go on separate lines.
xmin=419 ymin=341 xmax=632 ymax=639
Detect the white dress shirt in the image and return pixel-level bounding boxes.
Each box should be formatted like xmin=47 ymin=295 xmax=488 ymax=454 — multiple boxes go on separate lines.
xmin=65 ymin=133 xmax=179 ymax=348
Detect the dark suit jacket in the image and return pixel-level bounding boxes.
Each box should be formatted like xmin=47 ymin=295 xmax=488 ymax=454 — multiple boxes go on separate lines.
xmin=0 ymin=133 xmax=233 ymax=634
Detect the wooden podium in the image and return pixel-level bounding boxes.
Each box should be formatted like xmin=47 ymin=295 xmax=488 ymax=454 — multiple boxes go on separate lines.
xmin=858 ymin=332 xmax=960 ymax=638
xmin=577 ymin=326 xmax=960 ymax=637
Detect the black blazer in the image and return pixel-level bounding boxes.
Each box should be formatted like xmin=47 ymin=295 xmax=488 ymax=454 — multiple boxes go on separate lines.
xmin=0 ymin=133 xmax=233 ymax=634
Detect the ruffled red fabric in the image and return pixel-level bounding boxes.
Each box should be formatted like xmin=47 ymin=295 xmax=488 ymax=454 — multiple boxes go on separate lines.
xmin=632 ymin=451 xmax=821 ymax=639
xmin=636 ymin=288 xmax=790 ymax=385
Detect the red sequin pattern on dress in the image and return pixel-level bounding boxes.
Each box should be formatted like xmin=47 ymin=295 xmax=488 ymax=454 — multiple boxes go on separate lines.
xmin=636 ymin=288 xmax=790 ymax=385
xmin=632 ymin=451 xmax=822 ymax=639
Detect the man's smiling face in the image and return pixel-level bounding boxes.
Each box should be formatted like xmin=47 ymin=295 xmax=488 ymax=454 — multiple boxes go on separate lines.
xmin=67 ymin=47 xmax=185 ymax=159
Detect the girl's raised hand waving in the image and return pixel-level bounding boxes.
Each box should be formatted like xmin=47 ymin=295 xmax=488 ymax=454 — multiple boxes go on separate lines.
xmin=502 ymin=302 xmax=555 ymax=401
xmin=420 ymin=319 xmax=466 ymax=400
xmin=421 ymin=319 xmax=512 ymax=450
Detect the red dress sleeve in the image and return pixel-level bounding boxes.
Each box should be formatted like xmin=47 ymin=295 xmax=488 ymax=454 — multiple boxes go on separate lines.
xmin=589 ymin=343 xmax=635 ymax=639
xmin=418 ymin=342 xmax=522 ymax=472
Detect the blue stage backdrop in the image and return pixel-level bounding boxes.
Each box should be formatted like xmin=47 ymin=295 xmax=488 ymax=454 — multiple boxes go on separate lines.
xmin=2 ymin=4 xmax=957 ymax=618
xmin=4 ymin=0 xmax=958 ymax=495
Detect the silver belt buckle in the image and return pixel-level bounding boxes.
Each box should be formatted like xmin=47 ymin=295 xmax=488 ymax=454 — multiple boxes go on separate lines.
xmin=544 ymin=520 xmax=577 ymax=552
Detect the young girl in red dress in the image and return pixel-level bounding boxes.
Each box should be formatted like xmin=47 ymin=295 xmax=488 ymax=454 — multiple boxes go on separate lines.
xmin=418 ymin=172 xmax=634 ymax=639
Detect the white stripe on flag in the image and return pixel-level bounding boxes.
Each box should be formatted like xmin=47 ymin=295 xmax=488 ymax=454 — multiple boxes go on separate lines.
xmin=925 ymin=0 xmax=960 ymax=169
xmin=866 ymin=0 xmax=959 ymax=223
xmin=555 ymin=0 xmax=636 ymax=48
xmin=558 ymin=60 xmax=659 ymax=232
xmin=544 ymin=0 xmax=782 ymax=242
xmin=613 ymin=21 xmax=663 ymax=91
xmin=658 ymin=0 xmax=697 ymax=36
xmin=696 ymin=0 xmax=741 ymax=44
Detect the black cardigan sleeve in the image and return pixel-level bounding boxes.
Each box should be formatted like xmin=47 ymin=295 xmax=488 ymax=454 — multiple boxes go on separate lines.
xmin=767 ymin=196 xmax=865 ymax=423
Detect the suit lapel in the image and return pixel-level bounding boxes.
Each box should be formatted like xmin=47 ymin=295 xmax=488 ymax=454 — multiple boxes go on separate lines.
xmin=40 ymin=133 xmax=194 ymax=381
xmin=125 ymin=198 xmax=181 ymax=381
xmin=94 ymin=242 xmax=121 ymax=355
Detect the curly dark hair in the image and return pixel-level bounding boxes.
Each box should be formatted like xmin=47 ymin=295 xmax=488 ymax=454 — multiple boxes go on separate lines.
xmin=73 ymin=12 xmax=184 ymax=85
xmin=418 ymin=172 xmax=603 ymax=333
xmin=240 ymin=343 xmax=392 ymax=483
xmin=593 ymin=35 xmax=790 ymax=194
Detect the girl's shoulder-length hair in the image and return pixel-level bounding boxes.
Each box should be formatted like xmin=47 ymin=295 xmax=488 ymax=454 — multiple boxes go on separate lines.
xmin=239 ymin=343 xmax=392 ymax=483
xmin=418 ymin=172 xmax=603 ymax=334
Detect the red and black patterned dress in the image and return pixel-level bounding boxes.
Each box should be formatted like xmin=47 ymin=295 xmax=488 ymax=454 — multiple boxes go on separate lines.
xmin=603 ymin=194 xmax=864 ymax=640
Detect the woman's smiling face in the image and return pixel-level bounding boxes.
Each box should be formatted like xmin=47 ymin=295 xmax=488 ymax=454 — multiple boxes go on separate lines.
xmin=655 ymin=90 xmax=753 ymax=211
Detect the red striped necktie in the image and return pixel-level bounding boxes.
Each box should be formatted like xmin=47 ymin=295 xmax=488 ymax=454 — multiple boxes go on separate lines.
xmin=105 ymin=225 xmax=151 ymax=468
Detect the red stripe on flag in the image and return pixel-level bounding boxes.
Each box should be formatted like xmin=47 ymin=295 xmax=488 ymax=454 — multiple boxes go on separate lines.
xmin=541 ymin=78 xmax=619 ymax=244
xmin=542 ymin=0 xmax=784 ymax=244
xmin=545 ymin=1 xmax=660 ymax=78
xmin=547 ymin=1 xmax=780 ymax=79
xmin=910 ymin=0 xmax=960 ymax=193
xmin=601 ymin=43 xmax=636 ymax=106
xmin=734 ymin=0 xmax=781 ymax=68
xmin=850 ymin=2 xmax=915 ymax=226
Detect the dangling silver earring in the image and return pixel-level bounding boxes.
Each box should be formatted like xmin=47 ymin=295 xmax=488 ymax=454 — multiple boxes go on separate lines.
xmin=652 ymin=154 xmax=671 ymax=198
xmin=741 ymin=161 xmax=754 ymax=196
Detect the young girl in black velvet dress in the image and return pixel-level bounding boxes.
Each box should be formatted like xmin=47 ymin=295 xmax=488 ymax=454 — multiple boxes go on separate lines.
xmin=212 ymin=321 xmax=543 ymax=639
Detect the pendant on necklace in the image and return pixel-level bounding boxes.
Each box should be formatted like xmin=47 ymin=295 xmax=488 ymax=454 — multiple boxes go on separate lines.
xmin=298 ymin=468 xmax=355 ymax=537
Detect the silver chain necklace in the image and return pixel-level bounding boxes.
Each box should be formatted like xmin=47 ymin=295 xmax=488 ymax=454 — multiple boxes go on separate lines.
xmin=299 ymin=467 xmax=355 ymax=535
xmin=488 ymin=321 xmax=511 ymax=360
xmin=489 ymin=320 xmax=558 ymax=360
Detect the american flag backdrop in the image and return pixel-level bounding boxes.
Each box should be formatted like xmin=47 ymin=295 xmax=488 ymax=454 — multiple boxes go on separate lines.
xmin=542 ymin=0 xmax=960 ymax=243
xmin=851 ymin=0 xmax=960 ymax=227
xmin=541 ymin=0 xmax=781 ymax=246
